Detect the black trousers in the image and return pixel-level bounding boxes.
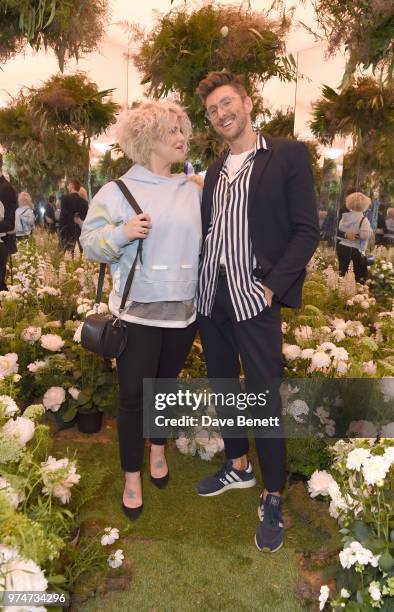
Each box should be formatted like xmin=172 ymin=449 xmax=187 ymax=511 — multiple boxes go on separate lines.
xmin=337 ymin=242 xmax=368 ymax=283
xmin=0 ymin=242 xmax=8 ymax=291
xmin=198 ymin=276 xmax=287 ymax=492
xmin=116 ymin=320 xmax=196 ymax=472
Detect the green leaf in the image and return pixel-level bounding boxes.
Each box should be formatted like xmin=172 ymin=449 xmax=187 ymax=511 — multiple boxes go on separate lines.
xmin=351 ymin=520 xmax=373 ymax=544
xmin=77 ymin=390 xmax=93 ymax=405
xmin=62 ymin=405 xmax=77 ymax=422
xmin=47 ymin=575 xmax=66 ymax=584
xmin=379 ymin=550 xmax=394 ymax=572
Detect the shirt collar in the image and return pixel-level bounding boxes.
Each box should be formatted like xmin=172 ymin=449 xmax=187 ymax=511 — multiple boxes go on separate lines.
xmin=220 ymin=132 xmax=267 ymax=180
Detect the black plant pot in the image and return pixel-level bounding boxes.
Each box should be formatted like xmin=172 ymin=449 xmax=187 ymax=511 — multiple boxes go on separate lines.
xmin=77 ymin=408 xmax=103 ymax=434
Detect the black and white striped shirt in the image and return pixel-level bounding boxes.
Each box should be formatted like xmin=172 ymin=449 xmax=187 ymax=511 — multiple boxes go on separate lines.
xmin=197 ymin=133 xmax=268 ymax=322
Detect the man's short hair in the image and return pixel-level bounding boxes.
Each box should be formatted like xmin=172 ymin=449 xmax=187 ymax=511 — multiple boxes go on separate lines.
xmin=196 ymin=71 xmax=247 ymax=106
xmin=69 ymin=178 xmax=81 ymax=191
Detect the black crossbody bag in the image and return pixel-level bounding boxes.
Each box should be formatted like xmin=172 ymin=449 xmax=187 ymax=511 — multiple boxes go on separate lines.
xmin=81 ymin=179 xmax=143 ymax=359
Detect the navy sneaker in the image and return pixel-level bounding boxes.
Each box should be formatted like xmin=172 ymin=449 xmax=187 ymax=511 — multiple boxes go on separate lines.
xmin=255 ymin=493 xmax=284 ymax=553
xmin=196 ymin=460 xmax=256 ymax=496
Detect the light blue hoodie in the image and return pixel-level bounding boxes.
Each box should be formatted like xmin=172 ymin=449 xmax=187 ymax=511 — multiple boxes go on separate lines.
xmin=80 ymin=164 xmax=202 ymax=309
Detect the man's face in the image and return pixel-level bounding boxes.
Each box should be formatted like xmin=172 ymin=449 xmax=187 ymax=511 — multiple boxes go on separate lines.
xmin=205 ymin=85 xmax=253 ymax=143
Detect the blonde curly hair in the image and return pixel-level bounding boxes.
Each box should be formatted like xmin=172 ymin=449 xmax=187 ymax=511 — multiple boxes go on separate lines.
xmin=115 ymin=100 xmax=192 ymax=166
xmin=345 ymin=192 xmax=371 ymax=212
xmin=18 ymin=191 xmax=33 ymax=208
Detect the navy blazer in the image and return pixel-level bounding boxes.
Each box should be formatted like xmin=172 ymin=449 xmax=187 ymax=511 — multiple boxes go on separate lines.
xmin=201 ymin=135 xmax=320 ymax=309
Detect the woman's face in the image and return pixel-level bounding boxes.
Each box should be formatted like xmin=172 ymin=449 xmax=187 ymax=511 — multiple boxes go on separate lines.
xmin=153 ymin=114 xmax=186 ymax=165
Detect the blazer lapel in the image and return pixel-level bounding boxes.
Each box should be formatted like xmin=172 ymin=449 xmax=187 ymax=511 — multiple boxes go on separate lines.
xmin=247 ymin=142 xmax=273 ymax=214
xmin=202 ymin=156 xmax=225 ymax=234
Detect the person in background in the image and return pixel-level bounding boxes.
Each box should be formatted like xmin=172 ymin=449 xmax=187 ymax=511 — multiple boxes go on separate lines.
xmin=59 ymin=178 xmax=88 ymax=253
xmin=337 ymin=191 xmax=372 ymax=282
xmin=375 ymin=203 xmax=388 ymax=245
xmin=384 ymin=208 xmax=394 ymax=245
xmin=54 ymin=199 xmax=61 ymax=232
xmin=15 ymin=192 xmax=35 ymax=240
xmin=0 ymin=153 xmax=17 ymax=291
xmin=79 ymin=186 xmax=88 ymax=201
xmin=44 ymin=194 xmax=57 ymax=232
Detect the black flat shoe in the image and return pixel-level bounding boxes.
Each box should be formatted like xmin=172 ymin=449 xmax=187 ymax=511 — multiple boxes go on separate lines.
xmin=122 ymin=502 xmax=143 ymax=520
xmin=150 ymin=471 xmax=169 ymax=489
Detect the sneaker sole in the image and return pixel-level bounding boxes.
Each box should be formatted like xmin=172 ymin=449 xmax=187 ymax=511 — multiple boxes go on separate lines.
xmin=254 ymin=534 xmax=283 ymax=554
xmin=197 ymin=477 xmax=257 ymax=497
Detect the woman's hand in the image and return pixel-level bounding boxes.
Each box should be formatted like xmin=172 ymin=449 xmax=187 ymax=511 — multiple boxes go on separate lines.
xmin=346 ymin=232 xmax=358 ymax=241
xmin=123 ymin=213 xmax=152 ymax=241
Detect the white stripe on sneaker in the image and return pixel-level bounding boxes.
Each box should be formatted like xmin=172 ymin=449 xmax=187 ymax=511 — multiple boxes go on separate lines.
xmin=229 ymin=471 xmax=242 ymax=482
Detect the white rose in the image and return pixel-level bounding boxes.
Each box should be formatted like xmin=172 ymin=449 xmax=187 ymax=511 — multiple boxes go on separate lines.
xmin=2 ymin=416 xmax=35 ymax=445
xmin=332 ymin=329 xmax=346 ymax=341
xmin=43 ymin=387 xmax=66 ymax=412
xmin=0 ymin=546 xmax=48 ymax=592
xmin=310 ymin=351 xmax=331 ymax=370
xmin=308 ymin=470 xmax=337 ymax=498
xmin=40 ymin=334 xmax=64 ymax=352
xmin=20 ymin=326 xmax=42 ymax=343
xmin=346 ymin=447 xmax=372 ymax=471
xmin=282 ymin=344 xmax=301 ymax=361
xmin=0 ymin=353 xmax=19 ymax=379
xmin=27 ymin=360 xmax=48 ymax=373
xmin=220 ymin=25 xmax=229 ymax=37
xmin=0 ymin=395 xmax=19 ymax=417
xmin=362 ymin=455 xmax=390 ymax=485
xmin=300 ymin=348 xmax=314 ymax=359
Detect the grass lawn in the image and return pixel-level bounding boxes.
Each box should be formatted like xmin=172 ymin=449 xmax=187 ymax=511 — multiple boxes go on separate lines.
xmin=54 ymin=420 xmax=340 ymax=612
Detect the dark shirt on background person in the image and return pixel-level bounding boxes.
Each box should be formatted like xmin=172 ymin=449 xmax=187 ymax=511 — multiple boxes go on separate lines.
xmin=0 ymin=156 xmax=18 ymax=290
xmin=59 ymin=179 xmax=88 ymax=251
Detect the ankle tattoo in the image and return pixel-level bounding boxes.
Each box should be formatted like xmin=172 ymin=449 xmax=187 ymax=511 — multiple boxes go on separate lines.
xmin=154 ymin=459 xmax=165 ymax=469
xmin=126 ymin=489 xmax=136 ymax=499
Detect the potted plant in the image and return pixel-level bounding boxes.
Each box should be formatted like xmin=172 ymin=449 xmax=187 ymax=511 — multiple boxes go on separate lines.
xmin=62 ymin=345 xmax=118 ymax=434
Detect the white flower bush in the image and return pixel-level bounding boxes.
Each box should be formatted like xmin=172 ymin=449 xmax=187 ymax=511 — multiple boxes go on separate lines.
xmin=20 ymin=326 xmax=42 ymax=343
xmin=2 ymin=416 xmax=35 ymax=445
xmin=309 ymin=438 xmax=394 ymax=610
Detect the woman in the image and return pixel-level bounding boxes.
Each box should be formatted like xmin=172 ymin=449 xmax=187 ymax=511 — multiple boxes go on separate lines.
xmin=15 ymin=191 xmax=35 ymax=240
xmin=81 ymin=101 xmax=202 ymax=520
xmin=337 ymin=191 xmax=372 ymax=283
xmin=385 ymin=208 xmax=394 ymax=245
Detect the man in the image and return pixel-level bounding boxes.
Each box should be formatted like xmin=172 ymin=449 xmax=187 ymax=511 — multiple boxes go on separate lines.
xmin=195 ymin=72 xmax=319 ymax=553
xmin=59 ymin=178 xmax=88 ymax=253
xmin=0 ymin=154 xmax=17 ymax=291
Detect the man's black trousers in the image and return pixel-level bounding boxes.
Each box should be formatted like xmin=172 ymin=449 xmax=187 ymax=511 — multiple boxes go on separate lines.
xmin=197 ymin=275 xmax=287 ymax=492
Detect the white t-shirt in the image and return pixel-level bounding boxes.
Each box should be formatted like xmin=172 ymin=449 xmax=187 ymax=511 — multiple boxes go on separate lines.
xmin=220 ymin=149 xmax=254 ymax=265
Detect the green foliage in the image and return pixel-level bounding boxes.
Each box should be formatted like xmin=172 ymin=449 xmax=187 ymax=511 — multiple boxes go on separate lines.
xmin=311 ymin=77 xmax=394 ymax=146
xmin=0 ymin=73 xmax=118 ymax=197
xmin=261 ymin=108 xmax=294 ymax=138
xmin=127 ymin=1 xmax=295 ymax=131
xmin=286 ymin=438 xmax=330 ymax=478
xmin=0 ymin=0 xmax=109 ymax=71
xmin=308 ymin=0 xmax=394 ymax=83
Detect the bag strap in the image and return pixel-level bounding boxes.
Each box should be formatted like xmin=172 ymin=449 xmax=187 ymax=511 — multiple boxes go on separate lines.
xmin=95 ymin=179 xmax=144 ymax=314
